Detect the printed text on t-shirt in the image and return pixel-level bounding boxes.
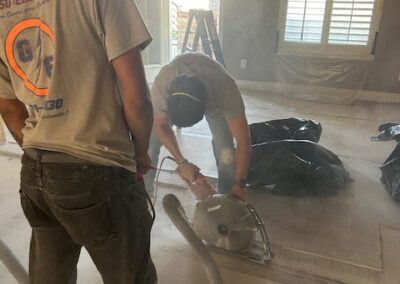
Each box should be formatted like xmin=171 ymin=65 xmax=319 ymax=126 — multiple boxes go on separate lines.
xmin=0 ymin=0 xmax=34 ymax=10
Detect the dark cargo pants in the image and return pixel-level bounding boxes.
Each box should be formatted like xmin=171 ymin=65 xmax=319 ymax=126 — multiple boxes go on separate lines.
xmin=19 ymin=150 xmax=157 ymax=284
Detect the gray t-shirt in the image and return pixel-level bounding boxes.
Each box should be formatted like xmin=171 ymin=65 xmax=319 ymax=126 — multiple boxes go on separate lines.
xmin=151 ymin=53 xmax=245 ymax=120
xmin=0 ymin=0 xmax=152 ymax=172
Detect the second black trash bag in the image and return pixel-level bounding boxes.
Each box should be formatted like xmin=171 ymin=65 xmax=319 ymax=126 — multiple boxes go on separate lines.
xmin=371 ymin=123 xmax=400 ymax=143
xmin=380 ymin=144 xmax=400 ymax=202
xmin=373 ymin=123 xmax=400 ymax=202
xmin=249 ymin=118 xmax=322 ymax=144
xmin=248 ymin=118 xmax=352 ymax=197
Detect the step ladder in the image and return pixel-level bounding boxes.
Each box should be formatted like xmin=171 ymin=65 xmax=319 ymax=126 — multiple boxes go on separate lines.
xmin=181 ymin=9 xmax=225 ymax=67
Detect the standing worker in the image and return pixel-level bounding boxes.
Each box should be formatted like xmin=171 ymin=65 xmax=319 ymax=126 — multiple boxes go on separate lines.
xmin=0 ymin=1 xmax=156 ymax=283
xmin=145 ymin=53 xmax=251 ymax=201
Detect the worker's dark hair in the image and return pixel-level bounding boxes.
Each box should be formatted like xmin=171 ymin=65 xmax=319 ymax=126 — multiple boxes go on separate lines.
xmin=168 ymin=75 xmax=208 ymax=128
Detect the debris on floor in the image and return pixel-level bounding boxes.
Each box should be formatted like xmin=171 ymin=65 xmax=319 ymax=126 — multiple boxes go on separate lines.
xmin=373 ymin=123 xmax=400 ymax=202
xmin=247 ymin=118 xmax=352 ymax=197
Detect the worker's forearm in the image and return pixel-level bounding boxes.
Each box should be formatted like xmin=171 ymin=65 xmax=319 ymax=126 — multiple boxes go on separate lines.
xmin=234 ymin=141 xmax=251 ymax=183
xmin=226 ymin=114 xmax=251 ymax=185
xmin=111 ymin=47 xmax=153 ymax=156
xmin=0 ymin=100 xmax=28 ymax=147
xmin=124 ymin=101 xmax=153 ymax=155
xmin=155 ymin=123 xmax=185 ymax=162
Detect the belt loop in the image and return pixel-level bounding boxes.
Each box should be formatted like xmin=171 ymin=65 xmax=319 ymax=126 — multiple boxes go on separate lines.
xmin=35 ymin=150 xmax=43 ymax=188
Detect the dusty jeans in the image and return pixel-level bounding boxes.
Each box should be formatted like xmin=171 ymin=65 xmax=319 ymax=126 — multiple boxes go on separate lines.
xmin=144 ymin=112 xmax=236 ymax=194
xmin=20 ymin=150 xmax=157 ymax=284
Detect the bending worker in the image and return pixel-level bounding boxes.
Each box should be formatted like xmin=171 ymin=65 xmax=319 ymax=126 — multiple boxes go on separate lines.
xmin=146 ymin=53 xmax=251 ymax=201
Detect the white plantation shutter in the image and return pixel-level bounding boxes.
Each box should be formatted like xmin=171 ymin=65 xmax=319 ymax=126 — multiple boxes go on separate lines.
xmin=328 ymin=0 xmax=376 ymax=45
xmin=280 ymin=0 xmax=382 ymax=56
xmin=285 ymin=0 xmax=327 ymax=43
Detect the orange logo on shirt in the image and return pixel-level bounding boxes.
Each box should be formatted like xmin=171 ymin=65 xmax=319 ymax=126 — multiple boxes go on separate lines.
xmin=5 ymin=18 xmax=55 ymax=97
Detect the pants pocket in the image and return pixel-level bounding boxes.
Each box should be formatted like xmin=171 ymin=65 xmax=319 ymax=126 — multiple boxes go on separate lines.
xmin=19 ymin=190 xmax=42 ymax=228
xmin=52 ymin=199 xmax=114 ymax=247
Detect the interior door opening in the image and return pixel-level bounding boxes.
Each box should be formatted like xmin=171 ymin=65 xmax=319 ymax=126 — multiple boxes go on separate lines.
xmin=169 ymin=0 xmax=221 ymax=59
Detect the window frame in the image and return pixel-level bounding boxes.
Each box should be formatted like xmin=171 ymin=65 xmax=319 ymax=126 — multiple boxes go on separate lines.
xmin=137 ymin=0 xmax=170 ymax=82
xmin=278 ymin=0 xmax=384 ymax=60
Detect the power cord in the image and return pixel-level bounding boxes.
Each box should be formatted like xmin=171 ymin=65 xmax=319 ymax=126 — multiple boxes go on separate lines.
xmin=152 ymin=156 xmax=176 ymax=207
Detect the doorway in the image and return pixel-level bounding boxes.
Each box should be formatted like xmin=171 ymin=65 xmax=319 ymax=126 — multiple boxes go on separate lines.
xmin=169 ymin=0 xmax=221 ymax=59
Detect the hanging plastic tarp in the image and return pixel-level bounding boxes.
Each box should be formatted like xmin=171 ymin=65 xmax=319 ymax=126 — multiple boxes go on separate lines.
xmin=248 ymin=118 xmax=352 ymax=197
xmin=372 ymin=123 xmax=400 ymax=202
xmin=276 ymin=55 xmax=371 ymax=104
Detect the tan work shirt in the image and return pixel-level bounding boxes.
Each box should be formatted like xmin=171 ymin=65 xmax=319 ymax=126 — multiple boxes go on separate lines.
xmin=0 ymin=0 xmax=152 ymax=172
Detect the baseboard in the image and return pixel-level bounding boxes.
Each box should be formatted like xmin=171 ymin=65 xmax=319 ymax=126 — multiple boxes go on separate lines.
xmin=237 ymin=80 xmax=400 ymax=104
xmin=358 ymin=90 xmax=400 ymax=103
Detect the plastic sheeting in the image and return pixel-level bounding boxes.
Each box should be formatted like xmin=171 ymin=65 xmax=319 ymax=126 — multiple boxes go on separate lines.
xmin=372 ymin=123 xmax=400 ymax=202
xmin=276 ymin=55 xmax=371 ymax=104
xmin=248 ymin=118 xmax=352 ymax=197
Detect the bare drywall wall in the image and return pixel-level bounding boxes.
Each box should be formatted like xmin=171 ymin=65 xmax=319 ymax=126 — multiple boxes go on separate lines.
xmin=221 ymin=0 xmax=280 ymax=82
xmin=364 ymin=0 xmax=400 ymax=93
xmin=220 ymin=0 xmax=400 ymax=94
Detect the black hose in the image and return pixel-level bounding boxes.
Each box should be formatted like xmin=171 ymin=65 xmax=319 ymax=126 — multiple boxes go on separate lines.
xmin=0 ymin=239 xmax=29 ymax=284
xmin=162 ymin=194 xmax=223 ymax=284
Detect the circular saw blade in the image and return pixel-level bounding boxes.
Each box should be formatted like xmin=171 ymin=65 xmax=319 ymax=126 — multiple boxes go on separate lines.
xmin=192 ymin=195 xmax=257 ymax=252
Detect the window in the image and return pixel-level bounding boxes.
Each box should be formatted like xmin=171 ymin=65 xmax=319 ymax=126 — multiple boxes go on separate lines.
xmin=285 ymin=0 xmax=327 ymax=43
xmin=328 ymin=0 xmax=375 ymax=45
xmin=279 ymin=0 xmax=384 ymax=58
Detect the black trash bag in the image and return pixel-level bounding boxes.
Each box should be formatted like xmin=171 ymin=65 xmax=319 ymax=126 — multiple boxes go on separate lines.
xmin=380 ymin=144 xmax=400 ymax=201
xmin=371 ymin=123 xmax=400 ymax=142
xmin=373 ymin=123 xmax=400 ymax=202
xmin=250 ymin=118 xmax=322 ymax=145
xmin=248 ymin=140 xmax=352 ymax=197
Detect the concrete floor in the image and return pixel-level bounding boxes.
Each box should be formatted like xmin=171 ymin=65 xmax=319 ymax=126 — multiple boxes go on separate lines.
xmin=1 ymin=90 xmax=400 ymax=283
